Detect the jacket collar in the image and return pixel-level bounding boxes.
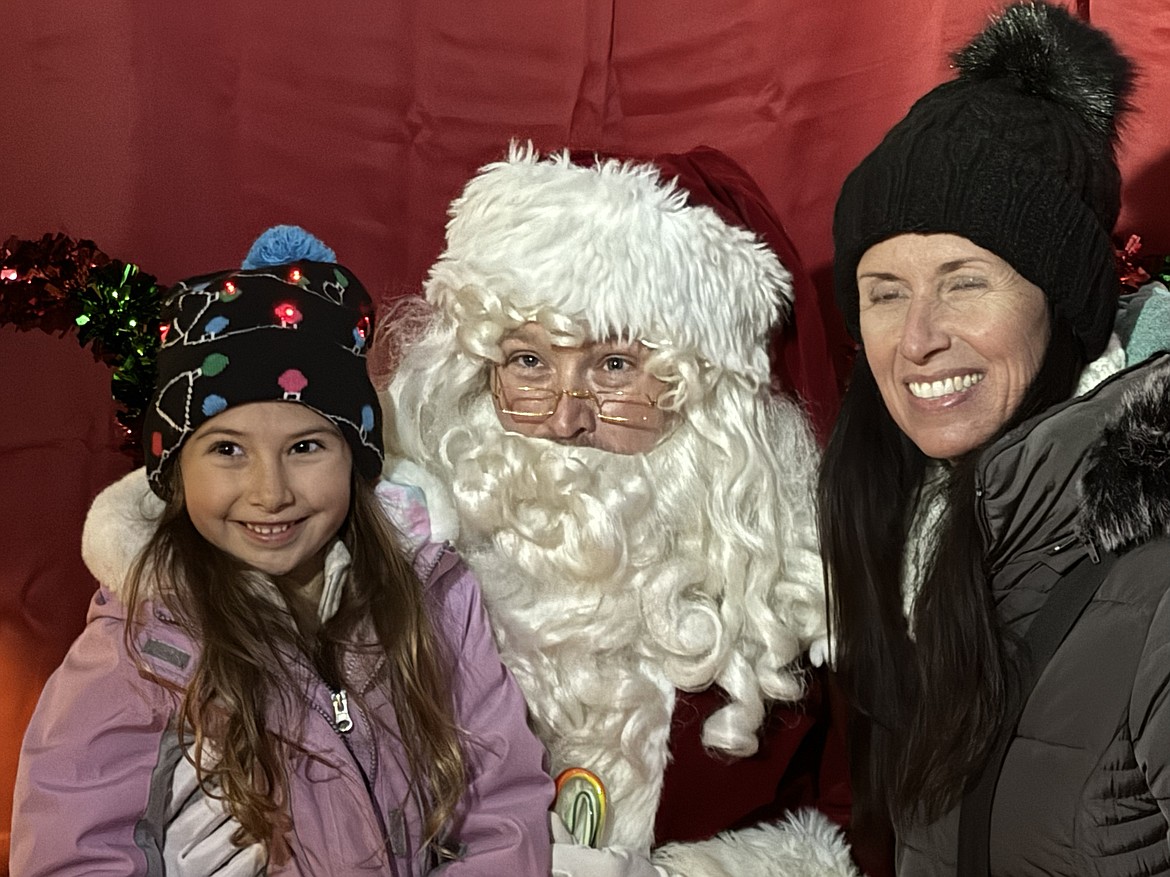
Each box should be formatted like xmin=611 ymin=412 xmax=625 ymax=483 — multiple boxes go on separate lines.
xmin=976 ymin=353 xmax=1170 ymax=580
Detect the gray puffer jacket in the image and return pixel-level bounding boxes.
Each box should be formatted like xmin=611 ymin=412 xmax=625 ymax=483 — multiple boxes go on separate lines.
xmin=898 ymin=352 xmax=1170 ymax=876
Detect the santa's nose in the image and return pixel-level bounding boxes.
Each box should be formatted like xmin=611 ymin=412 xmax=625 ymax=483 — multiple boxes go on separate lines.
xmin=543 ymin=391 xmax=597 ymax=441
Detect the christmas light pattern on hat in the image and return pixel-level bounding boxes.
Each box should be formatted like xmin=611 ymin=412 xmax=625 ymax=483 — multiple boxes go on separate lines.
xmin=142 ymin=227 xmax=382 ymax=498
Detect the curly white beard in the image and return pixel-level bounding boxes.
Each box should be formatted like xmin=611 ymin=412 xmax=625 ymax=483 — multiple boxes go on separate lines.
xmin=435 ymin=397 xmax=734 ymax=849
xmin=386 ymin=320 xmax=826 ymax=850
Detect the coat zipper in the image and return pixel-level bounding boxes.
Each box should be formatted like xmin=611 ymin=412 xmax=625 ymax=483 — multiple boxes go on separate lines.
xmin=416 ymin=542 xmax=451 ymax=586
xmin=303 ymin=685 xmax=405 ymax=876
xmin=290 ymin=544 xmax=451 ymax=874
xmin=330 ymin=688 xmax=354 ymax=732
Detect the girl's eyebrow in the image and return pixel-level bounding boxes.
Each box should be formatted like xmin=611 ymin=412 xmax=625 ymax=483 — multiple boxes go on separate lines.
xmin=287 ymin=430 xmax=339 ymax=442
xmin=192 ymin=427 xmax=246 ymax=440
xmin=195 ymin=427 xmax=337 ymax=441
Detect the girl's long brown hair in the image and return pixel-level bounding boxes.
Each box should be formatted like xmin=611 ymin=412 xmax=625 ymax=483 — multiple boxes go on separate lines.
xmin=123 ymin=467 xmax=466 ymax=859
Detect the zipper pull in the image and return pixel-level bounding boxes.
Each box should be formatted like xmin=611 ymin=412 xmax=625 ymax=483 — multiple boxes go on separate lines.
xmin=331 ymin=688 xmax=354 ymax=733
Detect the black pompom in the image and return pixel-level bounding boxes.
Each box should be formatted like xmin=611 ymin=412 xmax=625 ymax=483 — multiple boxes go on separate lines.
xmin=955 ymin=1 xmax=1133 ymax=139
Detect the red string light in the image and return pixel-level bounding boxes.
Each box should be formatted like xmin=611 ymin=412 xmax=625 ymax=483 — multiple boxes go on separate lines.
xmin=274 ymin=302 xmax=303 ymax=326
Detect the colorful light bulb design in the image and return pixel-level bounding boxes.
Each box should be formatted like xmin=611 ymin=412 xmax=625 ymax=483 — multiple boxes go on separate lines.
xmin=279 ymin=368 xmax=308 ymax=401
xmin=203 ymin=315 xmax=229 ymax=340
xmin=202 ymin=394 xmax=228 ymax=417
xmin=352 ymin=315 xmax=370 ymax=351
xmin=275 ymin=302 xmax=303 ymax=329
xmin=202 ymin=353 xmax=229 ymax=376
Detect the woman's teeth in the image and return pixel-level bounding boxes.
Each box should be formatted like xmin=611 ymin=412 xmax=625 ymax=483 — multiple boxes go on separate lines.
xmin=908 ymin=373 xmax=983 ymax=399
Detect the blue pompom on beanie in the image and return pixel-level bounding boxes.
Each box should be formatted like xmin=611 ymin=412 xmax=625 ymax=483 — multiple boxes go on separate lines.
xmin=241 ymin=225 xmax=337 ymax=270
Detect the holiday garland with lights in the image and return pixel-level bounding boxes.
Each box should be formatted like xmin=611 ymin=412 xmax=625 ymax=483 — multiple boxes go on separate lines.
xmin=2 ymin=229 xmax=1168 ymax=456
xmin=1116 ymin=234 xmax=1170 ymax=290
xmin=0 ymin=233 xmax=163 ymax=443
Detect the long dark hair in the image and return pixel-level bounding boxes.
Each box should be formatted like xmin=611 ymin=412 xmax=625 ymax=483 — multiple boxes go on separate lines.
xmin=124 ymin=467 xmax=466 ymax=861
xmin=818 ymin=316 xmax=1083 ymax=828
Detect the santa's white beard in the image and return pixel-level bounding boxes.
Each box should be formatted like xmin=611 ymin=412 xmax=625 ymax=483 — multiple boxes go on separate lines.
xmin=435 ymin=398 xmax=720 ymax=849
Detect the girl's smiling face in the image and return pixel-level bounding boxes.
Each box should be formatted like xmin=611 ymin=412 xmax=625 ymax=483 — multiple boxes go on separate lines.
xmin=179 ymin=401 xmax=352 ymax=594
xmin=858 ymin=233 xmax=1051 ymax=461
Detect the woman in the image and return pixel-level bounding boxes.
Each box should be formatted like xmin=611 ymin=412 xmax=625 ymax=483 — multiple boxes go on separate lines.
xmin=821 ymin=3 xmax=1170 ymax=874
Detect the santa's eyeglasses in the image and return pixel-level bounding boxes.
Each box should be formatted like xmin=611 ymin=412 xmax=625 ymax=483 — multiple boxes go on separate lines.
xmin=491 ymin=366 xmax=663 ymax=430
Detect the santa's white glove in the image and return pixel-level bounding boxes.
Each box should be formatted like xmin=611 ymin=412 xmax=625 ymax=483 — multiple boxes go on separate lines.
xmin=652 ymin=810 xmax=859 ymax=877
xmin=553 ymin=842 xmax=670 ymax=877
xmin=163 ymin=755 xmax=266 ymax=876
xmin=551 ymin=813 xmax=669 ymax=877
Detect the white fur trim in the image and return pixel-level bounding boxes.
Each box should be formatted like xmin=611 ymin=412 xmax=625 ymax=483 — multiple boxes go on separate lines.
xmin=651 ymin=810 xmax=859 ymax=877
xmin=427 ymin=143 xmax=791 ymax=386
xmin=82 ymin=467 xmax=164 ymax=595
xmin=1075 ymin=330 xmax=1125 ymax=396
xmin=388 ymin=458 xmax=460 ymax=543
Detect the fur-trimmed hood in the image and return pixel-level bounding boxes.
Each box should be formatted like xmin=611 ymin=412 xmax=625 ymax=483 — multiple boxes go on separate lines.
xmin=82 ymin=468 xmax=166 ymax=597
xmin=975 ymin=354 xmax=1170 ymax=606
xmin=1080 ymin=353 xmax=1170 ymax=553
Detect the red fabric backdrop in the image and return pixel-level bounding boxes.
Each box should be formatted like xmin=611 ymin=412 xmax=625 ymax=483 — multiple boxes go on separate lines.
xmin=3 ymin=2 xmax=1170 ymax=871
xmin=5 ymin=2 xmax=1169 ymax=304
xmin=0 ymin=328 xmax=132 ymax=867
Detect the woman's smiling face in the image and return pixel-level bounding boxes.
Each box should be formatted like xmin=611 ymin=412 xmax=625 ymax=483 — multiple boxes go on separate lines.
xmin=858 ymin=233 xmax=1051 ymax=461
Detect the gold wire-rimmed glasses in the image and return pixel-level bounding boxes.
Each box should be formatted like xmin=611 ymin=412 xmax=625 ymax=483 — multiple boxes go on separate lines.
xmin=491 ymin=366 xmax=663 ymax=431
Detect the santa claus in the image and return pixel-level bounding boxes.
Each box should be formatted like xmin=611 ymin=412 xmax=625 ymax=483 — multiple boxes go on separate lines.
xmin=381 ymin=144 xmax=857 ymax=876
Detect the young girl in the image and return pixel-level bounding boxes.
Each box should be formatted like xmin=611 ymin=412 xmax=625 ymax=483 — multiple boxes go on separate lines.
xmin=10 ymin=246 xmax=552 ymax=875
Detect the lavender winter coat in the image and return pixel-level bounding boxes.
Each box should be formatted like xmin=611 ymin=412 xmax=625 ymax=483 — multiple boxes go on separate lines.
xmin=10 ymin=471 xmax=553 ymax=876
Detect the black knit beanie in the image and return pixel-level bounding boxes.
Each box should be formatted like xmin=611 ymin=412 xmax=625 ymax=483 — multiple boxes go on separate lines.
xmin=833 ymin=1 xmax=1134 ymax=361
xmin=143 ymin=255 xmax=383 ymax=497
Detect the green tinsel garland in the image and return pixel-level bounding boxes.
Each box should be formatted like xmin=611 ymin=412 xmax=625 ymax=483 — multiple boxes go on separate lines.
xmin=1151 ymin=256 xmax=1170 ymax=289
xmin=1116 ymin=233 xmax=1170 ymax=291
xmin=0 ymin=233 xmax=162 ymax=441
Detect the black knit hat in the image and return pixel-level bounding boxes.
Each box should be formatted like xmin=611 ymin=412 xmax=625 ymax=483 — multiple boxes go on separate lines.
xmin=833 ymin=1 xmax=1134 ymax=361
xmin=143 ymin=256 xmax=383 ymax=497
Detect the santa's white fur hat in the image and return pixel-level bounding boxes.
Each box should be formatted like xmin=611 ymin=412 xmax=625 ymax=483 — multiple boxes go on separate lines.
xmin=425 ymin=143 xmax=792 ymax=387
